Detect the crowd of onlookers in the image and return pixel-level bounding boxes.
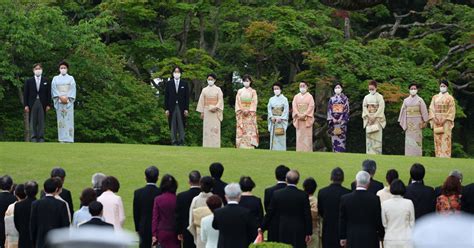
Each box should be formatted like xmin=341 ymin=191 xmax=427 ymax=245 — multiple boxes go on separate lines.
xmin=0 ymin=160 xmax=473 ymax=248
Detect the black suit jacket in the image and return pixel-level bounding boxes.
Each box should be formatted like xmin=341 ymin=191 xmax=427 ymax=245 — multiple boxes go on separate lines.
xmin=212 ymin=179 xmax=228 ymax=205
xmin=262 ymin=186 xmax=312 ymax=248
xmin=462 ymin=183 xmax=474 ymax=214
xmin=40 ymin=188 xmax=74 ymax=221
xmin=164 ymin=79 xmax=189 ymax=125
xmin=14 ymin=197 xmax=36 ymax=248
xmin=351 ymin=178 xmax=384 ymax=194
xmin=263 ymin=182 xmax=286 ymax=242
xmin=30 ymin=196 xmax=70 ymax=248
xmin=212 ymin=203 xmax=258 ymax=248
xmin=339 ymin=190 xmax=384 ymax=248
xmin=133 ymin=184 xmax=161 ymax=248
xmin=175 ymin=187 xmax=201 ymax=248
xmin=317 ymin=183 xmax=351 ymax=248
xmin=80 ymin=217 xmax=114 ymax=229
xmin=404 ymin=182 xmax=436 ymax=219
xmin=239 ymin=195 xmax=264 ymax=226
xmin=23 ymin=76 xmax=51 ymax=109
xmin=0 ymin=192 xmax=16 ymax=248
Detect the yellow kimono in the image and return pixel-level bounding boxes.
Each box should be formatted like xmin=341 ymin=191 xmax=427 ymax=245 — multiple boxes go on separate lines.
xmin=429 ymin=92 xmax=455 ymax=158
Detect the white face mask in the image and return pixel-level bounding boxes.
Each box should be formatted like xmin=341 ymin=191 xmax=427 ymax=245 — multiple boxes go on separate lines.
xmin=274 ymin=89 xmax=281 ymax=96
xmin=60 ymin=68 xmax=67 ymax=75
xmin=173 ymin=72 xmax=181 ymax=79
xmin=409 ymin=89 xmax=418 ymax=96
xmin=300 ymin=88 xmax=307 ymax=94
xmin=243 ymin=81 xmax=250 ymax=88
xmin=34 ymin=69 xmax=42 ymax=77
xmin=334 ymin=88 xmax=342 ymax=95
xmin=440 ymin=86 xmax=448 ymax=93
xmin=369 ymin=89 xmax=376 ymax=95
xmin=207 ymin=80 xmax=215 ymax=86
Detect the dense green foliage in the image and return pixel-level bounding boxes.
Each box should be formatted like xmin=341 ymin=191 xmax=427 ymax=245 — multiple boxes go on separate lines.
xmin=0 ymin=1 xmax=472 ymax=157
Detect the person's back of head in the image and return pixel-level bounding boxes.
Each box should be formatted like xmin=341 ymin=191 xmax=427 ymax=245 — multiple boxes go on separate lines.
xmin=80 ymin=188 xmax=97 ymax=207
xmin=410 ymin=163 xmax=425 ymax=182
xmin=91 ymin=173 xmax=106 ymax=190
xmin=102 ymin=176 xmax=120 ymax=193
xmin=331 ymin=167 xmax=344 ymax=184
xmin=189 ymin=170 xmax=201 ymax=186
xmin=362 ymin=160 xmax=377 ymax=176
xmin=239 ymin=176 xmax=255 ymax=193
xmin=25 ymin=180 xmax=39 ymax=199
xmin=449 ymin=170 xmax=463 ymax=184
xmin=275 ymin=165 xmax=290 ymax=182
xmin=44 ymin=178 xmax=59 ymax=195
xmin=389 ymin=179 xmax=406 ymax=196
xmin=386 ymin=169 xmax=399 ymax=186
xmin=145 ymin=166 xmax=159 ymax=184
xmin=303 ymin=177 xmax=317 ymax=196
xmin=51 ymin=167 xmax=66 ymax=181
xmin=200 ymin=176 xmax=214 ymax=193
xmin=0 ymin=175 xmax=13 ymax=191
xmin=88 ymin=201 xmax=103 ymax=217
xmin=356 ymin=171 xmax=371 ymax=189
xmin=14 ymin=184 xmax=27 ymax=200
xmin=286 ymin=170 xmax=300 ymax=185
xmin=441 ymin=175 xmax=462 ymax=196
xmin=224 ymin=183 xmax=242 ymax=202
xmin=206 ymin=195 xmax=223 ymax=213
xmin=209 ymin=163 xmax=224 ymax=180
xmin=160 ymin=174 xmax=178 ymax=194
xmin=52 ymin=177 xmax=63 ymax=191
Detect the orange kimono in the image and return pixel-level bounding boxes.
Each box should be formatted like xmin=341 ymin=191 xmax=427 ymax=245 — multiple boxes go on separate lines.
xmin=235 ymin=87 xmax=259 ymax=148
xmin=428 ymin=93 xmax=455 ymax=158
xmin=292 ymin=92 xmax=315 ymax=152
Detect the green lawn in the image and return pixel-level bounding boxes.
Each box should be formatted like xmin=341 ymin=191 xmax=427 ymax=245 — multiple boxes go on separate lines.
xmin=0 ymin=142 xmax=473 ymax=231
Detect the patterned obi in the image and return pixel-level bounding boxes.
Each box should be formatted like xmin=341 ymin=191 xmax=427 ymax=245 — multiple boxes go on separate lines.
xmin=240 ymin=97 xmax=252 ymax=109
xmin=57 ymin=84 xmax=71 ymax=95
xmin=332 ymin=104 xmax=344 ymax=113
xmin=297 ymin=103 xmax=309 ymax=113
xmin=406 ymin=106 xmax=421 ymax=117
xmin=435 ymin=104 xmax=449 ymax=114
xmin=272 ymin=106 xmax=284 ymax=116
xmin=367 ymin=104 xmax=379 ymax=114
xmin=204 ymin=96 xmax=218 ymax=107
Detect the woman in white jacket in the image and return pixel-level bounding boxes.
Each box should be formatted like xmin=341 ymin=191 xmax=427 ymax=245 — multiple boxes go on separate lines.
xmin=382 ymin=179 xmax=415 ymax=248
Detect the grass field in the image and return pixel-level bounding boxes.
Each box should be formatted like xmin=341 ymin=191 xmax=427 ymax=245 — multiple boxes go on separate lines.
xmin=0 ymin=142 xmax=473 ymax=231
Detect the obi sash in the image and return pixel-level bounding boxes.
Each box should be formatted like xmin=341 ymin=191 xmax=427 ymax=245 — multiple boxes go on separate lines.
xmin=297 ymin=103 xmax=309 ymax=113
xmin=406 ymin=106 xmax=421 ymax=117
xmin=57 ymin=84 xmax=71 ymax=95
xmin=332 ymin=104 xmax=344 ymax=113
xmin=240 ymin=97 xmax=252 ymax=109
xmin=435 ymin=104 xmax=449 ymax=114
xmin=272 ymin=106 xmax=284 ymax=116
xmin=204 ymin=96 xmax=218 ymax=107
xmin=367 ymin=104 xmax=379 ymax=114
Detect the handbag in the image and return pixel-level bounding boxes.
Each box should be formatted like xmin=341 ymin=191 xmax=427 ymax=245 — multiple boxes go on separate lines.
xmin=434 ymin=126 xmax=444 ymax=134
xmin=274 ymin=127 xmax=285 ymax=136
xmin=254 ymin=232 xmax=264 ymax=244
xmin=366 ymin=124 xmax=380 ymax=134
xmin=333 ymin=127 xmax=343 ymax=136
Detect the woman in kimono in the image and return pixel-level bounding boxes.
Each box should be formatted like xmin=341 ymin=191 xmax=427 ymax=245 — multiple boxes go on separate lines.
xmin=267 ymin=83 xmax=289 ymax=151
xmin=428 ymin=80 xmax=456 ymax=158
xmin=362 ymin=80 xmax=386 ymax=155
xmin=398 ymin=83 xmax=429 ymax=156
xmin=51 ymin=61 xmax=76 ymax=143
xmin=197 ymin=73 xmax=224 ymax=148
xmin=235 ymin=74 xmax=259 ymax=148
xmin=327 ymin=83 xmax=350 ymax=152
xmin=292 ymin=81 xmax=315 ymax=152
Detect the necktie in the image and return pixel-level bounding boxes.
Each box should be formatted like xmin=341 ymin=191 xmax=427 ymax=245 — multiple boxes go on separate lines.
xmin=36 ymin=77 xmax=40 ymax=92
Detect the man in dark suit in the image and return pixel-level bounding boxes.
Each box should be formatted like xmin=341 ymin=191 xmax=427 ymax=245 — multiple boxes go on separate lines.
xmin=350 ymin=159 xmax=384 ymax=194
xmin=14 ymin=180 xmax=38 ymax=248
xmin=80 ymin=201 xmax=113 ymax=228
xmin=263 ymin=165 xmax=289 ymax=242
xmin=317 ymin=167 xmax=351 ymax=248
xmin=41 ymin=168 xmax=74 ymax=220
xmin=339 ymin=171 xmax=384 ymax=248
xmin=0 ymin=176 xmax=16 ymax=248
xmin=262 ymin=170 xmax=312 ymax=248
xmin=462 ymin=182 xmax=474 ymax=214
xmin=23 ymin=63 xmax=51 ymax=142
xmin=213 ymin=183 xmax=258 ymax=248
xmin=164 ymin=66 xmax=190 ymax=146
xmin=30 ymin=178 xmax=70 ymax=248
xmin=404 ymin=163 xmax=436 ymax=219
xmin=133 ymin=166 xmax=161 ymax=248
xmin=209 ymin=162 xmax=228 ymax=204
xmin=176 ymin=171 xmax=201 ymax=248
